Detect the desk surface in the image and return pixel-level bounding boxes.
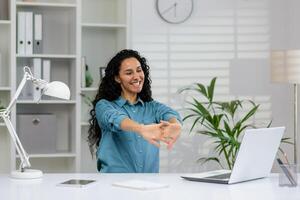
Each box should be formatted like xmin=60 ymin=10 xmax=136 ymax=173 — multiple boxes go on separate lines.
xmin=0 ymin=173 xmax=298 ymax=200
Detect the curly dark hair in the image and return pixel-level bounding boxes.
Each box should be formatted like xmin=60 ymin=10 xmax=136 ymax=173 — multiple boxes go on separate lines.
xmin=88 ymin=49 xmax=153 ymax=156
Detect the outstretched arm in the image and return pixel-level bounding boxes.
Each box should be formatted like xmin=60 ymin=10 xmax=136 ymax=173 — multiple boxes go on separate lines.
xmin=120 ymin=118 xmax=165 ymax=147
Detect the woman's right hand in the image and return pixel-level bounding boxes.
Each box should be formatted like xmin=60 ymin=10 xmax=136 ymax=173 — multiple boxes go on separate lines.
xmin=139 ymin=123 xmax=166 ymax=147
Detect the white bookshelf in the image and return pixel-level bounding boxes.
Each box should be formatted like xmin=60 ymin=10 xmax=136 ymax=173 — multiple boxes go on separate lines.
xmin=16 ymin=153 xmax=77 ymax=158
xmin=80 ymin=122 xmax=89 ymax=126
xmin=81 ymin=87 xmax=98 ymax=92
xmin=0 ymin=0 xmax=129 ymax=174
xmin=17 ymin=100 xmax=77 ymax=104
xmin=0 ymin=20 xmax=11 ymax=25
xmin=16 ymin=54 xmax=76 ymax=59
xmin=0 ymin=87 xmax=11 ymax=91
xmin=16 ymin=2 xmax=77 ymax=8
xmin=81 ymin=23 xmax=127 ymax=29
xmin=0 ymin=0 xmax=12 ymax=174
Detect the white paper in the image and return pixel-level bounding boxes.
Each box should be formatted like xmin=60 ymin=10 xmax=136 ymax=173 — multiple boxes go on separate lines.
xmin=112 ymin=179 xmax=169 ymax=190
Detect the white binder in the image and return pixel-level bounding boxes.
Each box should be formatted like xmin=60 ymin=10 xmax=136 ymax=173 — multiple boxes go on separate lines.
xmin=42 ymin=59 xmax=51 ymax=82
xmin=34 ymin=14 xmax=43 ymax=54
xmin=17 ymin=12 xmax=26 ymax=55
xmin=25 ymin=12 xmax=33 ymax=55
xmin=32 ymin=58 xmax=42 ymax=101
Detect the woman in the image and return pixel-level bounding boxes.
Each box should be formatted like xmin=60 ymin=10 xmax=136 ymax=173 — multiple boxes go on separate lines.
xmin=88 ymin=49 xmax=182 ymax=173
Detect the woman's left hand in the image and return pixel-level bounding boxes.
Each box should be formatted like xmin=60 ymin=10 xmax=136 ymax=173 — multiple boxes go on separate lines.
xmin=160 ymin=120 xmax=182 ymax=150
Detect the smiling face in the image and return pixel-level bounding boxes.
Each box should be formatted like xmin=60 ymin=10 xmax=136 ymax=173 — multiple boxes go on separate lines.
xmin=115 ymin=57 xmax=145 ymax=101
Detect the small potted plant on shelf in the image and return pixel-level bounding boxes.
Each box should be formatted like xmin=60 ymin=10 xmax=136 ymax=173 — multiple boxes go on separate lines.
xmin=0 ymin=100 xmax=5 ymax=110
xmin=180 ymin=77 xmax=291 ymax=169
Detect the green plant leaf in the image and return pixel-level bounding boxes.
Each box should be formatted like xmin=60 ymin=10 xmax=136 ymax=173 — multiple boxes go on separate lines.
xmin=197 ymin=157 xmax=224 ymax=168
xmin=207 ymin=77 xmax=216 ymax=103
xmin=189 ymin=116 xmax=203 ymax=133
xmin=281 ymin=137 xmax=293 ymax=145
xmin=195 ymin=83 xmax=208 ymax=99
xmin=197 ymin=130 xmax=219 ymax=138
xmin=267 ymin=120 xmax=272 ymax=128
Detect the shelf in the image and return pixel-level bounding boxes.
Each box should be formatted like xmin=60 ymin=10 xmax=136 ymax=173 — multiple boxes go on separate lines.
xmin=0 ymin=20 xmax=11 ymax=25
xmin=81 ymin=87 xmax=98 ymax=92
xmin=17 ymin=100 xmax=76 ymax=104
xmin=0 ymin=87 xmax=11 ymax=91
xmin=16 ymin=153 xmax=77 ymax=158
xmin=81 ymin=23 xmax=127 ymax=29
xmin=81 ymin=122 xmax=89 ymax=126
xmin=16 ymin=2 xmax=77 ymax=8
xmin=16 ymin=54 xmax=77 ymax=59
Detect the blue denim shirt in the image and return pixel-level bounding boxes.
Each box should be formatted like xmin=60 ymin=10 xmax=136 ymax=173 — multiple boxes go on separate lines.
xmin=95 ymin=96 xmax=182 ymax=173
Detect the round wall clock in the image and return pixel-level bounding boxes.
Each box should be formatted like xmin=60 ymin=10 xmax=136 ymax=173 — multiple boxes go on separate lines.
xmin=156 ymin=0 xmax=194 ymax=24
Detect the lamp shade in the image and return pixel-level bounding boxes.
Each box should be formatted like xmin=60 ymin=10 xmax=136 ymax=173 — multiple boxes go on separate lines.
xmin=43 ymin=81 xmax=70 ymax=100
xmin=271 ymin=50 xmax=300 ymax=84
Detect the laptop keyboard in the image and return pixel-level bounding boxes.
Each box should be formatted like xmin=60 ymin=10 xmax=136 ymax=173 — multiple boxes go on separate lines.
xmin=206 ymin=173 xmax=231 ymax=179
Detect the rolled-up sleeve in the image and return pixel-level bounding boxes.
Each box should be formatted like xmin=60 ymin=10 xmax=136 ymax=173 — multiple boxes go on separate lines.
xmin=95 ymin=100 xmax=128 ymax=132
xmin=153 ymin=101 xmax=182 ymax=124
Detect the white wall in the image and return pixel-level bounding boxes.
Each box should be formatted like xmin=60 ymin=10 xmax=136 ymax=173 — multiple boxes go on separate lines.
xmin=130 ymin=0 xmax=294 ymax=172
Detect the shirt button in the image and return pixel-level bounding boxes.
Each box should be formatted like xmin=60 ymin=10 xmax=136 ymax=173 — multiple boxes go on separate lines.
xmin=138 ymin=135 xmax=141 ymax=138
xmin=139 ymin=150 xmax=143 ymax=153
xmin=139 ymin=165 xmax=143 ymax=168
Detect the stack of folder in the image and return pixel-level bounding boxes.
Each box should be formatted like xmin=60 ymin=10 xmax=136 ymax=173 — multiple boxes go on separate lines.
xmin=17 ymin=12 xmax=52 ymax=101
xmin=17 ymin=12 xmax=43 ymax=55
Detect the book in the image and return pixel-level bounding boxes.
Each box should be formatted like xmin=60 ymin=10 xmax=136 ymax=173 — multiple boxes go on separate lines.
xmin=112 ymin=179 xmax=169 ymax=191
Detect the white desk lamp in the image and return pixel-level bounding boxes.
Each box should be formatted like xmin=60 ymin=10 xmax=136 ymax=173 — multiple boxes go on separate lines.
xmin=271 ymin=50 xmax=300 ymax=164
xmin=0 ymin=66 xmax=70 ymax=179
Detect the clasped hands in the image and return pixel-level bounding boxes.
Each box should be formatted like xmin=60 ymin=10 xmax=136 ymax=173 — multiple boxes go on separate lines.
xmin=139 ymin=120 xmax=181 ymax=150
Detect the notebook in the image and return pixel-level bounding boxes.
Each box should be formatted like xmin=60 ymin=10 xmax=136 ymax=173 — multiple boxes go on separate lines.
xmin=112 ymin=179 xmax=169 ymax=190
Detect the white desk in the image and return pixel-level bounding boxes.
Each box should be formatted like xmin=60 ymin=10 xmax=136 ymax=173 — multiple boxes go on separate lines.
xmin=0 ymin=173 xmax=298 ymax=200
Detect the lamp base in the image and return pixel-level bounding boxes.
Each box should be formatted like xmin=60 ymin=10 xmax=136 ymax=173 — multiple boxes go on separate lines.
xmin=11 ymin=169 xmax=43 ymax=179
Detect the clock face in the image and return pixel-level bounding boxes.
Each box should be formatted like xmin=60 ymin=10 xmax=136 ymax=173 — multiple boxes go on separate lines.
xmin=156 ymin=0 xmax=193 ymax=24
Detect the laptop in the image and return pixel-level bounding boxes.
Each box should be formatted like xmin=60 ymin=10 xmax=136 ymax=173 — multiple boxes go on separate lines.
xmin=181 ymin=127 xmax=285 ymax=184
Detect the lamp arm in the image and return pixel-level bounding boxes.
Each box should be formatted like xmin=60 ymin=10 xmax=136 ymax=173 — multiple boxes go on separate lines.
xmin=6 ymin=68 xmax=48 ymax=112
xmin=0 ymin=71 xmax=33 ymax=171
xmin=0 ymin=68 xmax=43 ymax=172
xmin=1 ymin=113 xmax=31 ymax=171
xmin=6 ymin=72 xmax=30 ymax=112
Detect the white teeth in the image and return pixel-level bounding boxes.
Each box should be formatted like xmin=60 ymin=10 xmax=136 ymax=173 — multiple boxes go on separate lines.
xmin=131 ymin=81 xmax=140 ymax=85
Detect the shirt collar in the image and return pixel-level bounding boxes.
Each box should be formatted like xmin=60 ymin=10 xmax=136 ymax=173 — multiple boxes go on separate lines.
xmin=115 ymin=96 xmax=144 ymax=107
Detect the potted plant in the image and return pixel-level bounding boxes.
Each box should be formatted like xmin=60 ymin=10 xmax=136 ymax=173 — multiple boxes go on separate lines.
xmin=180 ymin=77 xmax=291 ymax=169
xmin=0 ymin=100 xmax=5 ymax=110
